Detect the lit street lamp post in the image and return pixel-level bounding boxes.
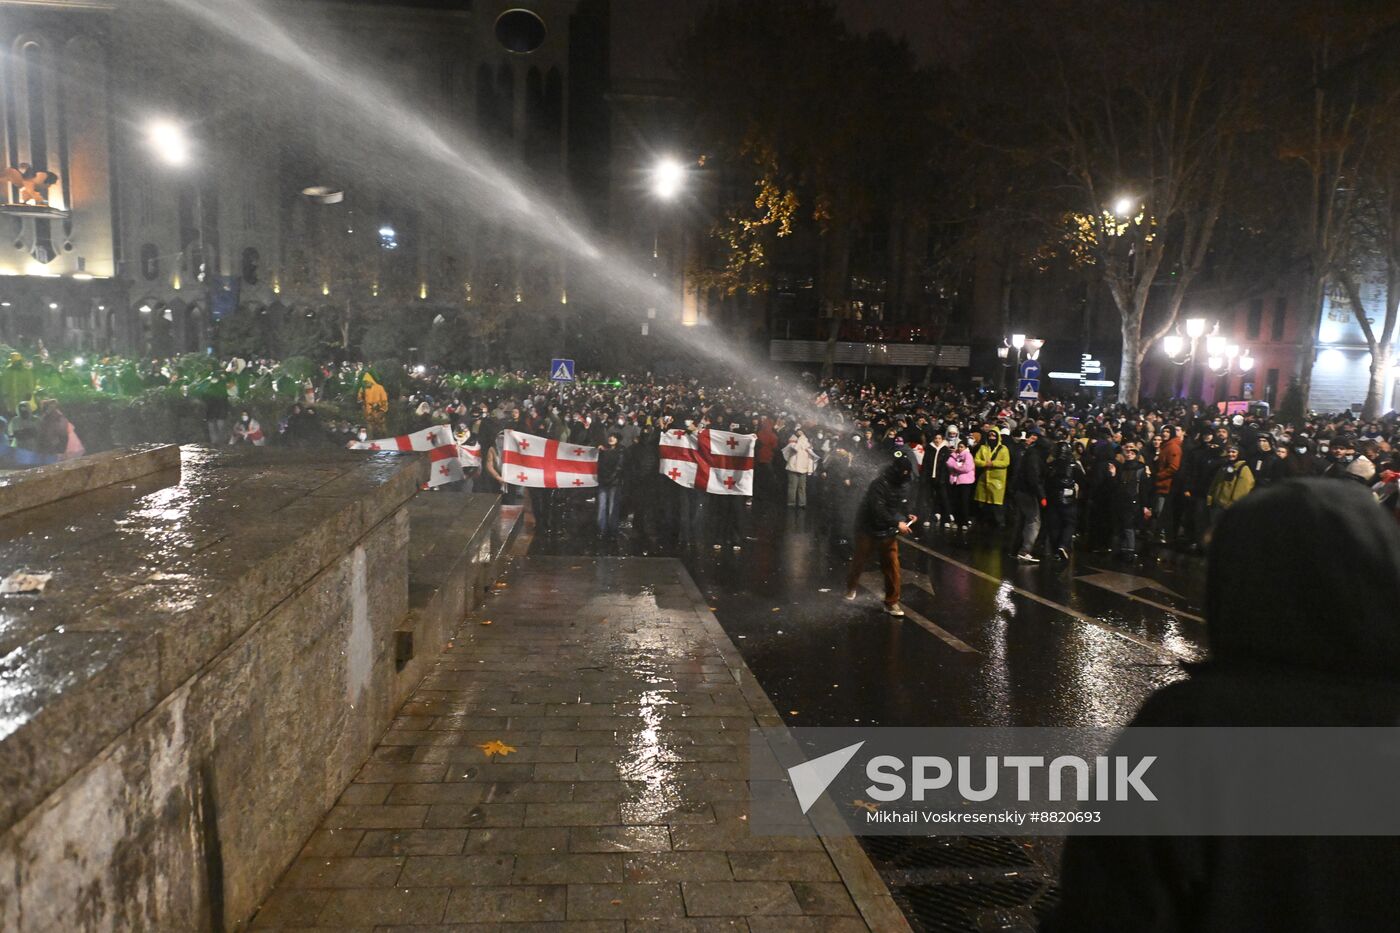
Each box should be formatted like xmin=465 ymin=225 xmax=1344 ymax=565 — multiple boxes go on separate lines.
xmin=146 ymin=119 xmax=210 ymax=349
xmin=1162 ymin=316 xmax=1254 ymax=401
xmin=648 ymin=156 xmax=694 ymax=330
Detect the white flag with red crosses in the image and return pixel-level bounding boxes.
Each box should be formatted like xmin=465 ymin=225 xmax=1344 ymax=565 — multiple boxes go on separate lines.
xmin=499 ymin=429 xmax=598 ymax=489
xmin=350 ymin=424 xmax=463 ymax=488
xmin=658 ymin=428 xmax=756 ymax=496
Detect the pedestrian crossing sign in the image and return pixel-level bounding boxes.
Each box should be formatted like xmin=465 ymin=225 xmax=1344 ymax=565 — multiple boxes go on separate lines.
xmin=550 ymin=358 xmax=576 ymax=383
xmin=1018 ymin=378 xmax=1040 ymax=400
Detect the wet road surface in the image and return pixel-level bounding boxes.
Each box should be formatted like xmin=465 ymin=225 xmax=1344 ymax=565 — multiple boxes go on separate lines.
xmin=528 ymin=490 xmax=1210 ymax=931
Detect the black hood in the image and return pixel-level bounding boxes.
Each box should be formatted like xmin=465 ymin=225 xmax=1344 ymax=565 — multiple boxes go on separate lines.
xmin=1206 ymin=478 xmax=1400 ymax=680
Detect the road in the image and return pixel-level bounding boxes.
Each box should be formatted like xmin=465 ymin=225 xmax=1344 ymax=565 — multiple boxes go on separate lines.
xmin=528 ymin=491 xmax=1209 ymax=931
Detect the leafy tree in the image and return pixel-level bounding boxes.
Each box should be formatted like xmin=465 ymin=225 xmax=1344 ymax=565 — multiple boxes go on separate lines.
xmin=961 ymin=0 xmax=1260 ymax=404
xmin=1267 ymin=2 xmax=1400 ymax=412
xmin=680 ymin=1 xmax=935 ymax=376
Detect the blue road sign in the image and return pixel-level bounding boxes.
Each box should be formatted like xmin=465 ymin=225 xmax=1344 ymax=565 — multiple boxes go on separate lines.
xmin=550 ymin=358 xmax=576 ymax=383
xmin=1018 ymin=378 xmax=1040 ymax=400
xmin=1018 ymin=358 xmax=1041 ymax=383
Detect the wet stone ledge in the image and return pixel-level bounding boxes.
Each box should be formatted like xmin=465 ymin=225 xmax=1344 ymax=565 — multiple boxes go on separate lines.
xmin=0 ymin=443 xmax=180 ymax=520
xmin=0 ymin=444 xmax=432 ymax=931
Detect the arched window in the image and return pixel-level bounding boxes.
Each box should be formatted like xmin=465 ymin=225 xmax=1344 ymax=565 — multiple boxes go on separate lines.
xmin=495 ymin=63 xmax=515 ymax=140
xmin=241 ymin=247 xmax=260 ymax=284
xmin=140 ymin=243 xmax=160 ymax=280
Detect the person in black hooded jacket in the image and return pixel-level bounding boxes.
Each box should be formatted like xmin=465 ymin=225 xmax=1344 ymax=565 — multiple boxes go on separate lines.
xmin=843 ymin=449 xmax=917 ymax=616
xmin=1051 ymin=478 xmax=1400 ymax=932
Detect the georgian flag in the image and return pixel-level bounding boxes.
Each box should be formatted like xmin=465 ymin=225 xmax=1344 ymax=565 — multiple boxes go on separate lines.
xmin=350 ymin=424 xmax=463 ymax=488
xmin=499 ymin=429 xmax=598 ymax=489
xmin=659 ymin=428 xmax=756 ymax=496
xmin=909 ymin=443 xmax=924 ymax=469
xmin=458 ymin=438 xmax=481 ymax=467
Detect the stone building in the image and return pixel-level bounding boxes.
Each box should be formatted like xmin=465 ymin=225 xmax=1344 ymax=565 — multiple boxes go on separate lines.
xmin=0 ymin=0 xmax=589 ymax=355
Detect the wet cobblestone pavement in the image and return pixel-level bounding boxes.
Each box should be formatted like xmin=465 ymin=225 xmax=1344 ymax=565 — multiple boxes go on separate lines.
xmin=526 ymin=493 xmax=1210 ymax=933
xmin=252 ymin=556 xmax=907 ymax=932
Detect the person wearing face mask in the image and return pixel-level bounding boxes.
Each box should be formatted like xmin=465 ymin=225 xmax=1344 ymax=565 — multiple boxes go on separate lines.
xmin=844 ymin=449 xmax=918 ymax=616
xmin=973 ymin=428 xmax=1011 ymax=528
xmin=924 ymin=432 xmax=954 ymax=531
xmin=946 ymin=438 xmax=977 ymax=529
xmin=232 ymin=410 xmax=265 ymax=446
xmin=617 ymin=413 xmax=640 ymax=448
xmin=1247 ymin=434 xmax=1278 ymax=487
xmin=596 ymin=432 xmax=626 ymax=537
xmin=1207 ymin=443 xmax=1255 ymax=525
xmin=783 ymin=427 xmax=817 ymax=509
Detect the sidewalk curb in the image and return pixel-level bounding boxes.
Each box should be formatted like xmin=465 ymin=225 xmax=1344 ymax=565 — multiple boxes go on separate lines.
xmin=669 ymin=560 xmax=914 ymax=933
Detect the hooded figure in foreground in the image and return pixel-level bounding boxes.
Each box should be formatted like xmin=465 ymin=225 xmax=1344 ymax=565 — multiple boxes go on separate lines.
xmin=844 ymin=448 xmax=918 ymax=616
xmin=1052 ymin=478 xmax=1400 ymax=932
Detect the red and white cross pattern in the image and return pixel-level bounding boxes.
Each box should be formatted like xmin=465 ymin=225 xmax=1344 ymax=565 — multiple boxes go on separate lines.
xmin=499 ymin=429 xmax=598 ymax=489
xmin=658 ymin=428 xmax=756 ymax=496
xmin=350 ymin=425 xmax=463 ymax=488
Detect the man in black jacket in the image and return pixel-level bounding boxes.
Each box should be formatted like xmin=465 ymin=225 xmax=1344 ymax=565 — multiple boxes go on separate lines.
xmin=843 ymin=449 xmax=918 ymax=616
xmin=1011 ymin=433 xmax=1049 ymax=562
xmin=596 ymin=432 xmax=625 ymax=536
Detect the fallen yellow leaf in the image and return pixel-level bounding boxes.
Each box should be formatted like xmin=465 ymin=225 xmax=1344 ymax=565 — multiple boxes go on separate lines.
xmin=477 ymin=740 xmax=517 ymax=758
xmin=851 ymin=799 xmax=880 ymax=813
xmin=480 ymin=619 xmax=493 ymax=626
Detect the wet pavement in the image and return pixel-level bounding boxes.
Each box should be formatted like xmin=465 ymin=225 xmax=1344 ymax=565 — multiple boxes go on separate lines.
xmin=528 ymin=488 xmax=1210 ymax=932
xmin=251 ymin=555 xmax=907 ymax=932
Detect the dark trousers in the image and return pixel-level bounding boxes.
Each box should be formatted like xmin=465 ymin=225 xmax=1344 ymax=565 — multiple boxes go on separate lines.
xmin=714 ymin=494 xmax=743 ymax=545
xmin=929 ymin=482 xmax=951 ymax=521
xmin=846 ymin=533 xmax=902 ymax=607
xmin=1047 ymin=501 xmax=1078 ymax=552
xmin=950 ymin=484 xmax=973 ymax=525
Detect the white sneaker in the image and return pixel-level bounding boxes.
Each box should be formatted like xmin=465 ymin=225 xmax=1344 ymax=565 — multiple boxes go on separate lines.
xmin=843 ymin=589 xmax=858 ymax=601
xmin=884 ymin=603 xmax=906 ymax=617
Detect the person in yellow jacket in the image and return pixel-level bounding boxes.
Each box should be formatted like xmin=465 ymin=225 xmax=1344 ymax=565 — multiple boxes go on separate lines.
xmin=974 ymin=429 xmax=1012 ymax=527
xmin=358 ymin=372 xmax=389 ymax=434
xmin=1 ymin=352 xmax=36 ymax=416
xmin=1208 ymin=443 xmax=1255 ymax=523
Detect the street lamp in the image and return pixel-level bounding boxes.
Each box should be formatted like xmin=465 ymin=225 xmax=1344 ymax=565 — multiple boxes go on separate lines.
xmin=145 ymin=117 xmax=208 ymax=339
xmin=651 ymin=157 xmax=685 ymax=201
xmin=1000 ymin=333 xmax=1041 ymax=395
xmin=648 ymin=156 xmax=695 ymax=327
xmin=1112 ymin=195 xmax=1138 ymax=218
xmin=146 ymin=119 xmax=192 ymax=167
xmin=1163 ymin=319 xmax=1254 ymax=401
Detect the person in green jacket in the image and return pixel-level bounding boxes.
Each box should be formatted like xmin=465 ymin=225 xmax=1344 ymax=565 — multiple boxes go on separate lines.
xmin=974 ymin=429 xmax=1012 ymax=527
xmin=1208 ymin=443 xmax=1255 ymax=524
xmin=0 ymin=352 xmax=36 ymax=416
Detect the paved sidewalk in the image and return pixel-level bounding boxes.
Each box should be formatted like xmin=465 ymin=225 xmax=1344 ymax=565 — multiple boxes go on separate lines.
xmin=251 ymin=556 xmax=908 ymax=932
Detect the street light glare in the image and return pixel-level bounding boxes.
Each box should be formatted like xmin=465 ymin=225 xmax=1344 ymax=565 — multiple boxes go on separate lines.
xmin=1010 ymin=333 xmax=1026 ymax=349
xmin=147 ymin=119 xmax=191 ymax=166
xmin=652 ymin=157 xmax=685 ymax=200
xmin=1113 ymin=196 xmax=1137 ymax=217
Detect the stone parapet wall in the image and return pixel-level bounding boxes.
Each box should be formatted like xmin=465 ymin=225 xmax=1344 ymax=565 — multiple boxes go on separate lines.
xmin=0 ymin=444 xmax=180 ymax=520
xmin=0 ymin=447 xmax=503 ymax=931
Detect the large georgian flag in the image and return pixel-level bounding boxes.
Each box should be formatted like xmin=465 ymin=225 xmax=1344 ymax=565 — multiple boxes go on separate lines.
xmin=499 ymin=429 xmax=598 ymax=489
xmin=659 ymin=428 xmax=757 ymax=496
xmin=350 ymin=425 xmax=463 ymax=488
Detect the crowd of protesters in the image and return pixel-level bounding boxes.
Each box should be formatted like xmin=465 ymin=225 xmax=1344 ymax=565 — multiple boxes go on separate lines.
xmin=3 ymin=350 xmax=1398 ymax=549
